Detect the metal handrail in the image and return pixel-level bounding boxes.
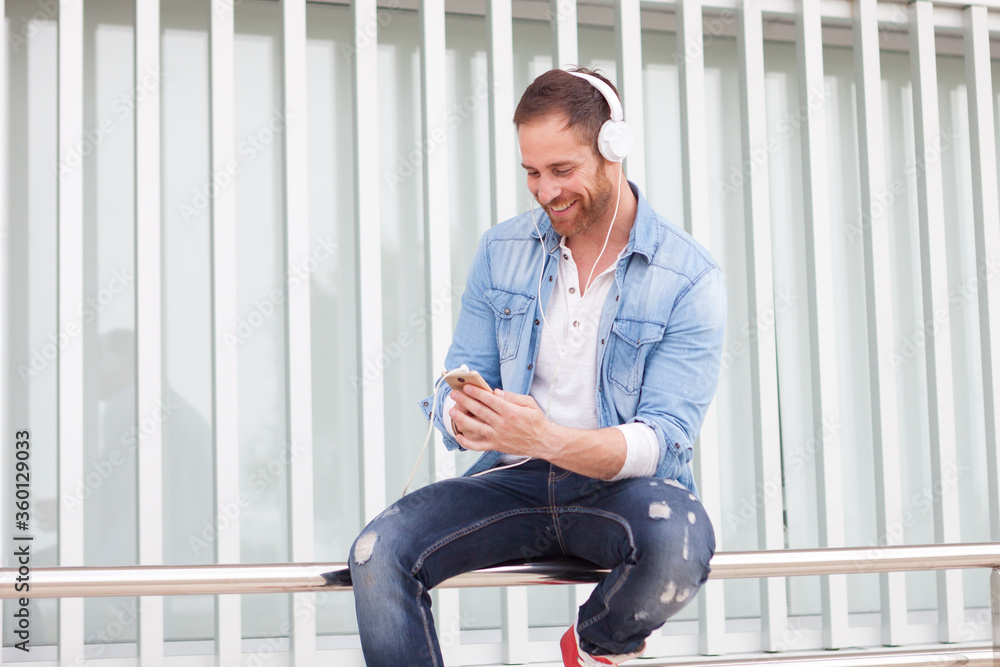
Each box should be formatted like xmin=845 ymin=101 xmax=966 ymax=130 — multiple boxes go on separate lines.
xmin=1 ymin=541 xmax=998 ymax=599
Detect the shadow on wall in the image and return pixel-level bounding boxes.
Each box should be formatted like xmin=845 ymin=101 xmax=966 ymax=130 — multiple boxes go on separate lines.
xmin=89 ymin=328 xmax=215 ymax=568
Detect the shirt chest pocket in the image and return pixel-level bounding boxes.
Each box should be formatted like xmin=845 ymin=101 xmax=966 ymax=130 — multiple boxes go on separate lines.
xmin=485 ymin=289 xmax=535 ymax=362
xmin=608 ymin=318 xmax=666 ymax=394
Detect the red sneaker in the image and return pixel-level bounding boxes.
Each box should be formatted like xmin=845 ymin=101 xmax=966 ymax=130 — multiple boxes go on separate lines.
xmin=559 ymin=623 xmax=645 ymax=666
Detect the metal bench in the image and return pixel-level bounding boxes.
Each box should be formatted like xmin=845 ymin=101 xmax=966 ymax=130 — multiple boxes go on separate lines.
xmin=3 ymin=542 xmax=999 ymax=666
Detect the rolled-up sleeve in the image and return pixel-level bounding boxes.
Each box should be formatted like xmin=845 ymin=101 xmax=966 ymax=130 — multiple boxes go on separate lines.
xmin=628 ymin=266 xmax=726 ymax=480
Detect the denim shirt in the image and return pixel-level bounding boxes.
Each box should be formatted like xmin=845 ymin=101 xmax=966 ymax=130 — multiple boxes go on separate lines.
xmin=418 ymin=182 xmax=726 ymax=495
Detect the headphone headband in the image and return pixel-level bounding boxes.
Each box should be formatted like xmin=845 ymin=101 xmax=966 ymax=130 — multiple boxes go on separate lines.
xmin=568 ymin=71 xmax=624 ymax=122
xmin=566 ymin=70 xmax=632 ymax=163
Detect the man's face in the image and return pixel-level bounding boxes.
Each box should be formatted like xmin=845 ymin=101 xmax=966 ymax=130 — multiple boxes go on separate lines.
xmin=518 ymin=113 xmax=616 ymax=239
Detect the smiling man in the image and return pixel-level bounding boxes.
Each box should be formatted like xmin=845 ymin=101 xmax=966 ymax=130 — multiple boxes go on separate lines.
xmin=348 ymin=67 xmax=727 ymax=666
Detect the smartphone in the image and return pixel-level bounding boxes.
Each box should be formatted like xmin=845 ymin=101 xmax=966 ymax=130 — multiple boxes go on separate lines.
xmin=443 ymin=365 xmax=493 ymax=393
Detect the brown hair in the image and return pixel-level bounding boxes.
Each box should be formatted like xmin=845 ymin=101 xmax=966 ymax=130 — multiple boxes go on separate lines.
xmin=512 ymin=67 xmax=620 ymax=158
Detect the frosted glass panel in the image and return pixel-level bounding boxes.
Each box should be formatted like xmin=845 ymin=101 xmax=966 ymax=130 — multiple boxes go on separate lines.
xmin=376 ymin=8 xmax=428 ymax=502
xmin=234 ymin=0 xmax=290 ymax=638
xmin=880 ymin=49 xmax=939 ymax=613
xmin=705 ymin=34 xmax=762 ymax=620
xmin=3 ymin=0 xmax=61 ymax=648
xmin=306 ymin=1 xmax=363 ymax=638
xmin=81 ymin=0 xmax=140 ymax=644
xmin=162 ymin=0 xmax=217 ymax=641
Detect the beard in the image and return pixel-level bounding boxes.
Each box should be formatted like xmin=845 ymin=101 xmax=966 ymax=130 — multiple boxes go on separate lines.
xmin=541 ymin=166 xmax=617 ymax=239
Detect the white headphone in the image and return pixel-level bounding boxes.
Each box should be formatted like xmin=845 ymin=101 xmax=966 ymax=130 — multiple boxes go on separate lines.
xmin=568 ymin=71 xmax=633 ymax=163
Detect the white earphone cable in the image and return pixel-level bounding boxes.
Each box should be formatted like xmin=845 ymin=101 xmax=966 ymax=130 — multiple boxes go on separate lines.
xmin=409 ymin=164 xmax=625 ymax=493
xmin=402 ymin=372 xmax=448 ymax=496
xmin=532 ymin=160 xmax=624 ymax=417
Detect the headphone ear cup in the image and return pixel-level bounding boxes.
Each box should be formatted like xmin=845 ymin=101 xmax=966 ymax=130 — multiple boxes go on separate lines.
xmin=597 ymin=119 xmax=633 ymax=163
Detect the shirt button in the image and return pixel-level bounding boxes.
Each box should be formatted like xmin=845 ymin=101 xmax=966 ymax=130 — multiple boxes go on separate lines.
xmin=548 ymin=276 xmax=553 ymax=282
xmin=568 ymin=287 xmax=576 ymax=294
xmin=527 ymin=364 xmax=533 ymax=370
xmin=422 ymin=401 xmax=429 ymax=407
xmin=504 ymin=308 xmax=511 ymax=315
xmin=616 ymin=295 xmax=619 ymax=301
xmin=534 ymin=319 xmax=540 ymax=325
xmin=601 ymin=338 xmax=605 ymax=344
xmin=573 ymin=321 xmax=579 ymax=327
xmin=563 ymin=253 xmax=569 ymax=260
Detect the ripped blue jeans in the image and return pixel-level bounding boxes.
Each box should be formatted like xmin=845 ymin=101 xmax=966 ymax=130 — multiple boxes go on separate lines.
xmin=349 ymin=459 xmax=715 ymax=666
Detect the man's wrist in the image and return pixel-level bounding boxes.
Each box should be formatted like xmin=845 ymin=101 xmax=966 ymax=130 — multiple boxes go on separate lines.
xmin=443 ymin=394 xmax=460 ymax=438
xmin=542 ymin=421 xmax=568 ymax=460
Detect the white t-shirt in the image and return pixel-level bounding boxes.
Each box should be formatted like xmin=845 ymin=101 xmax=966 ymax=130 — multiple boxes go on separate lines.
xmin=444 ymin=238 xmax=658 ymax=480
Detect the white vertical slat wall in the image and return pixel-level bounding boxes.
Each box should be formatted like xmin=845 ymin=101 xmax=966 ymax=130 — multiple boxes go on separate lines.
xmin=676 ymin=0 xmax=726 ymax=657
xmin=487 ymin=0 xmax=516 ymax=229
xmin=735 ymin=0 xmax=788 ymax=651
xmin=615 ymin=0 xmax=646 ymax=192
xmin=209 ymin=0 xmax=242 ymax=664
xmin=56 ymin=0 xmax=85 ymax=664
xmin=419 ymin=0 xmax=461 ymax=663
xmin=280 ymin=0 xmax=318 ymax=663
xmin=4 ymin=1 xmax=1000 ymax=665
xmin=908 ymin=0 xmax=965 ymax=644
xmin=353 ymin=0 xmax=387 ymax=527
xmin=134 ymin=0 xmax=164 ymax=664
xmin=796 ymin=0 xmax=850 ymax=650
xmin=551 ymin=0 xmax=578 ymax=69
xmin=853 ymin=0 xmax=908 ymax=648
xmin=964 ymin=3 xmax=1000 ymax=545
xmin=482 ymin=2 xmax=532 ymax=661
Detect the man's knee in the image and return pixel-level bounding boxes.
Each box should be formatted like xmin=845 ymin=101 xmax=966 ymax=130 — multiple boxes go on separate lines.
xmin=635 ymin=507 xmax=713 ymax=583
xmin=350 ymin=529 xmax=381 ymax=567
xmin=349 ymin=504 xmax=415 ymax=577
